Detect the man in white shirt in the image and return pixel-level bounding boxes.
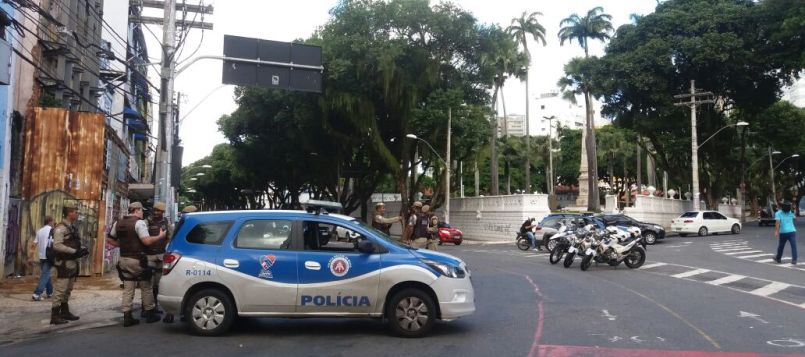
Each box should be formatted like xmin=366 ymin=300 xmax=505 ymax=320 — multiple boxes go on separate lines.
xmin=32 ymin=216 xmax=55 ymax=301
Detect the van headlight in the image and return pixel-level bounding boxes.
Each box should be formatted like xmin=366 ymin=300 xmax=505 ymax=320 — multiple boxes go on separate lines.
xmin=422 ymin=259 xmax=466 ymax=278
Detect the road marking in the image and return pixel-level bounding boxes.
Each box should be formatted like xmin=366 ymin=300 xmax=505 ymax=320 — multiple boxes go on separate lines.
xmin=672 ymin=269 xmax=710 ymax=279
xmin=756 ymin=258 xmax=776 ymax=263
xmin=723 ymin=250 xmax=763 ymax=255
xmin=710 ymin=242 xmax=748 ymax=247
xmin=707 ymin=274 xmax=745 ymax=286
xmin=735 ymin=253 xmax=773 ymax=259
xmin=601 ymin=310 xmax=617 ymax=321
xmin=738 ymin=311 xmax=768 ymax=324
xmin=640 ymin=262 xmax=667 ymax=270
xmin=767 ymin=338 xmax=805 ymax=348
xmin=712 ymin=247 xmax=754 ymax=252
xmin=749 ymin=282 xmax=790 ymax=297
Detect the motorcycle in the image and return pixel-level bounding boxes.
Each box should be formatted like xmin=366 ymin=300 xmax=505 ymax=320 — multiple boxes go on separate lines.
xmin=582 ymin=225 xmax=646 ymax=270
xmin=515 ymin=231 xmax=532 ymax=251
xmin=577 ymin=225 xmax=602 ymax=271
xmin=548 ymin=223 xmax=573 ymax=264
xmin=563 ymin=224 xmax=595 ymax=268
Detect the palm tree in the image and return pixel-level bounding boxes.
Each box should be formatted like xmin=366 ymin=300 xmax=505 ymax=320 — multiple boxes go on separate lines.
xmin=507 ymin=11 xmax=547 ymax=194
xmin=558 ymin=6 xmax=613 ymax=211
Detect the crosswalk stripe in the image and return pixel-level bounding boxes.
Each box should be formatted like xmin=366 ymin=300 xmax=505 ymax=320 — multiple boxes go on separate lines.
xmin=724 ymin=250 xmax=762 ymax=255
xmin=713 ymin=247 xmax=754 ymax=252
xmin=672 ymin=268 xmax=711 ymax=279
xmin=709 ymin=242 xmax=748 ymax=247
xmin=749 ymin=282 xmax=790 ymax=297
xmin=640 ymin=262 xmax=667 ymax=269
xmin=707 ymin=274 xmax=745 ymax=286
xmin=735 ymin=253 xmax=774 ymax=259
xmin=756 ymin=259 xmax=776 ymax=263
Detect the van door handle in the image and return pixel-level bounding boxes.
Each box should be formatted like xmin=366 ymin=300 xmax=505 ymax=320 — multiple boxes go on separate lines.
xmin=223 ymin=259 xmax=239 ymax=268
xmin=304 ymin=261 xmax=321 ymax=270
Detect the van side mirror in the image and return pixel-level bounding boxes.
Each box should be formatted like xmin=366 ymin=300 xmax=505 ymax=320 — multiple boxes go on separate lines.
xmin=357 ymin=239 xmax=375 ymax=254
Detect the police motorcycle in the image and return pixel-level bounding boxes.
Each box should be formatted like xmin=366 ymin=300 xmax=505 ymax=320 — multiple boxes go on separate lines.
xmin=581 ymin=225 xmax=646 ymax=270
xmin=562 ymin=224 xmax=597 ymax=268
xmin=547 ymin=220 xmax=580 ymax=264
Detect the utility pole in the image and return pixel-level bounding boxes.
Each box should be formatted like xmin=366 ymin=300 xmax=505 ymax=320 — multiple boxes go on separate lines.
xmin=543 ymin=116 xmax=557 ymax=195
xmin=445 ymin=107 xmax=451 ymax=224
xmin=674 ymin=80 xmax=715 ymax=211
xmin=740 ymin=127 xmax=747 ymax=223
xmin=135 ymin=0 xmax=213 ymax=218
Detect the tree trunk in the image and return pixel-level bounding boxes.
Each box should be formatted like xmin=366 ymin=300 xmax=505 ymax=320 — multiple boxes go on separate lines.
xmin=502 ymin=88 xmax=511 ymax=194
xmin=524 ymin=70 xmax=531 ymax=193
xmin=490 ymin=85 xmax=500 ymax=195
xmin=636 ymin=139 xmax=642 ymax=194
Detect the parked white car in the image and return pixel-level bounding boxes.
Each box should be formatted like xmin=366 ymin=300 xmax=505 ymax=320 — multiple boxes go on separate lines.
xmin=671 ymin=211 xmax=742 ymax=237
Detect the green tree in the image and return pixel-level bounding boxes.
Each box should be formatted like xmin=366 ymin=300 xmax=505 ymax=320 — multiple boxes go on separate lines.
xmin=558 ymin=6 xmax=614 ymax=211
xmin=507 ymin=11 xmax=547 ymax=193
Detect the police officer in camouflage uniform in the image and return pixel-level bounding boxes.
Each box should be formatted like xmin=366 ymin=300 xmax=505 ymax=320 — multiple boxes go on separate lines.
xmin=144 ymin=201 xmax=170 ymax=315
xmin=106 ymin=202 xmax=166 ymax=327
xmin=50 ymin=203 xmax=88 ymax=325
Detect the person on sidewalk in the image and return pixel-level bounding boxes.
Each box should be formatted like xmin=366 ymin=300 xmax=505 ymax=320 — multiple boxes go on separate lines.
xmin=142 ymin=202 xmax=171 ymax=318
xmin=403 ymin=201 xmax=423 ymax=245
xmin=50 ymin=203 xmax=89 ymax=325
xmin=424 ymin=207 xmax=440 ymax=251
xmin=106 ymin=202 xmax=166 ymax=327
xmin=32 ymin=216 xmax=55 ymax=301
xmin=774 ymin=201 xmax=797 ymax=265
xmin=412 ymin=204 xmax=432 ymax=250
xmin=372 ymin=202 xmax=402 ymax=236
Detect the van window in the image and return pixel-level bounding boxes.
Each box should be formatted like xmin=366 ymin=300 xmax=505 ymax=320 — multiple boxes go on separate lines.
xmin=235 ymin=220 xmax=292 ymax=250
xmin=185 ymin=221 xmax=233 ymax=245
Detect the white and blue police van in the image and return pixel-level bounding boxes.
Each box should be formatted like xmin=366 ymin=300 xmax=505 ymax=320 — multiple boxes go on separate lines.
xmin=158 ymin=202 xmax=475 ymax=337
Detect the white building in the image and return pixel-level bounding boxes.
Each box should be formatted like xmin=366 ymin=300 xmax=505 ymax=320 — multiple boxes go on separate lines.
xmin=497 ymin=114 xmax=526 ymax=137
xmin=532 ymin=92 xmax=610 ymax=138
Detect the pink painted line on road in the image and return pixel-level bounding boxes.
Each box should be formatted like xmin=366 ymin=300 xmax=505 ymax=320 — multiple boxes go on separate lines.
xmin=523 ymin=274 xmax=544 ymax=357
xmin=536 ymin=345 xmax=805 ymax=357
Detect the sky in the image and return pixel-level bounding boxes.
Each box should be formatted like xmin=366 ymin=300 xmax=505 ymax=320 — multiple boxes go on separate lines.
xmin=141 ymin=0 xmax=660 ymax=165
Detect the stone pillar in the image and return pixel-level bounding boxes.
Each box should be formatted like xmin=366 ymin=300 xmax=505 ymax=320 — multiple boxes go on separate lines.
xmin=576 ymin=127 xmax=589 ymax=207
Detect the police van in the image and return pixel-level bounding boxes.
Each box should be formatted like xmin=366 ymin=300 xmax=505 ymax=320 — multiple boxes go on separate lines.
xmin=158 ymin=203 xmax=475 ymax=337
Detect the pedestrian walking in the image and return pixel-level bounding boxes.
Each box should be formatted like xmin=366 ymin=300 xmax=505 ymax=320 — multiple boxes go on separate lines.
xmin=31 ymin=216 xmax=55 ymax=301
xmin=372 ymin=202 xmax=402 ymax=236
xmin=49 ymin=203 xmax=89 ymax=325
xmin=106 ymin=202 xmax=166 ymax=327
xmin=774 ymin=201 xmax=797 ymax=265
xmin=144 ymin=202 xmax=171 ymax=316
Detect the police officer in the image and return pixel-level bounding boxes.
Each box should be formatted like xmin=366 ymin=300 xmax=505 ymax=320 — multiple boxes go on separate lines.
xmin=372 ymin=202 xmax=402 ymax=235
xmin=106 ymin=202 xmax=166 ymax=327
xmin=144 ymin=202 xmax=170 ymax=315
xmin=49 ymin=203 xmax=89 ymax=325
xmin=412 ymin=203 xmax=431 ymax=249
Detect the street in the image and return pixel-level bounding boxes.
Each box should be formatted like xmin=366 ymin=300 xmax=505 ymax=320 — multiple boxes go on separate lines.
xmin=2 ymin=221 xmax=803 ymax=357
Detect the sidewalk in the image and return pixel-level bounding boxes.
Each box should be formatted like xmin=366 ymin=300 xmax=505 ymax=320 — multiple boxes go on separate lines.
xmin=0 ymin=274 xmax=124 ymax=345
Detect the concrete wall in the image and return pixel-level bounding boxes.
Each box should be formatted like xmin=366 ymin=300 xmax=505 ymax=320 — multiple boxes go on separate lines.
xmin=366 ymin=194 xmax=551 ymax=241
xmin=718 ymin=204 xmax=741 ymax=219
xmin=623 ymin=196 xmax=693 ymax=229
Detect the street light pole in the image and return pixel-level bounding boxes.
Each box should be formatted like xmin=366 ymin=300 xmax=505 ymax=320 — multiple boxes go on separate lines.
xmin=406 ymin=134 xmax=449 ymax=224
xmin=674 ymin=80 xmax=715 ymax=211
xmin=769 ymin=147 xmax=777 ymax=205
xmin=543 ymin=116 xmax=556 ymax=195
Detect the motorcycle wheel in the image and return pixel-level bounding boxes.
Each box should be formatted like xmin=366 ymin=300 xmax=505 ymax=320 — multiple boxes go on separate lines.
xmin=516 ymin=237 xmax=530 ymax=251
xmin=545 ymin=238 xmax=558 ymax=252
xmin=624 ymin=246 xmax=647 ymax=269
xmin=549 ymin=245 xmax=565 ymax=264
xmin=580 ymin=254 xmax=593 ymax=271
xmin=563 ymin=251 xmax=576 ymax=268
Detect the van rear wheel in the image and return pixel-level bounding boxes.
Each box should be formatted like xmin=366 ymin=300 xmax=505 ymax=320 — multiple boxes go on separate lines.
xmin=185 ymin=288 xmax=236 ymax=336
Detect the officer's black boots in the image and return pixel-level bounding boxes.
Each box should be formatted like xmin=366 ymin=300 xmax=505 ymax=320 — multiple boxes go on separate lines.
xmin=60 ymin=303 xmax=79 ymax=321
xmin=50 ymin=307 xmax=68 ymax=325
xmin=145 ymin=309 xmax=160 ymax=323
xmin=123 ymin=312 xmax=140 ymax=327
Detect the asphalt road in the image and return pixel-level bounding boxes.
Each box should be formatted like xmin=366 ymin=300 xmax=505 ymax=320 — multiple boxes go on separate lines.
xmin=2 ymin=221 xmax=804 ymax=357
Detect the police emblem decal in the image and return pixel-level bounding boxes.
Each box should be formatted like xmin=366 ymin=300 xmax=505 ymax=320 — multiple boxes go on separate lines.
xmin=258 ymin=254 xmax=276 ymax=279
xmin=328 ymin=255 xmax=351 ymax=277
